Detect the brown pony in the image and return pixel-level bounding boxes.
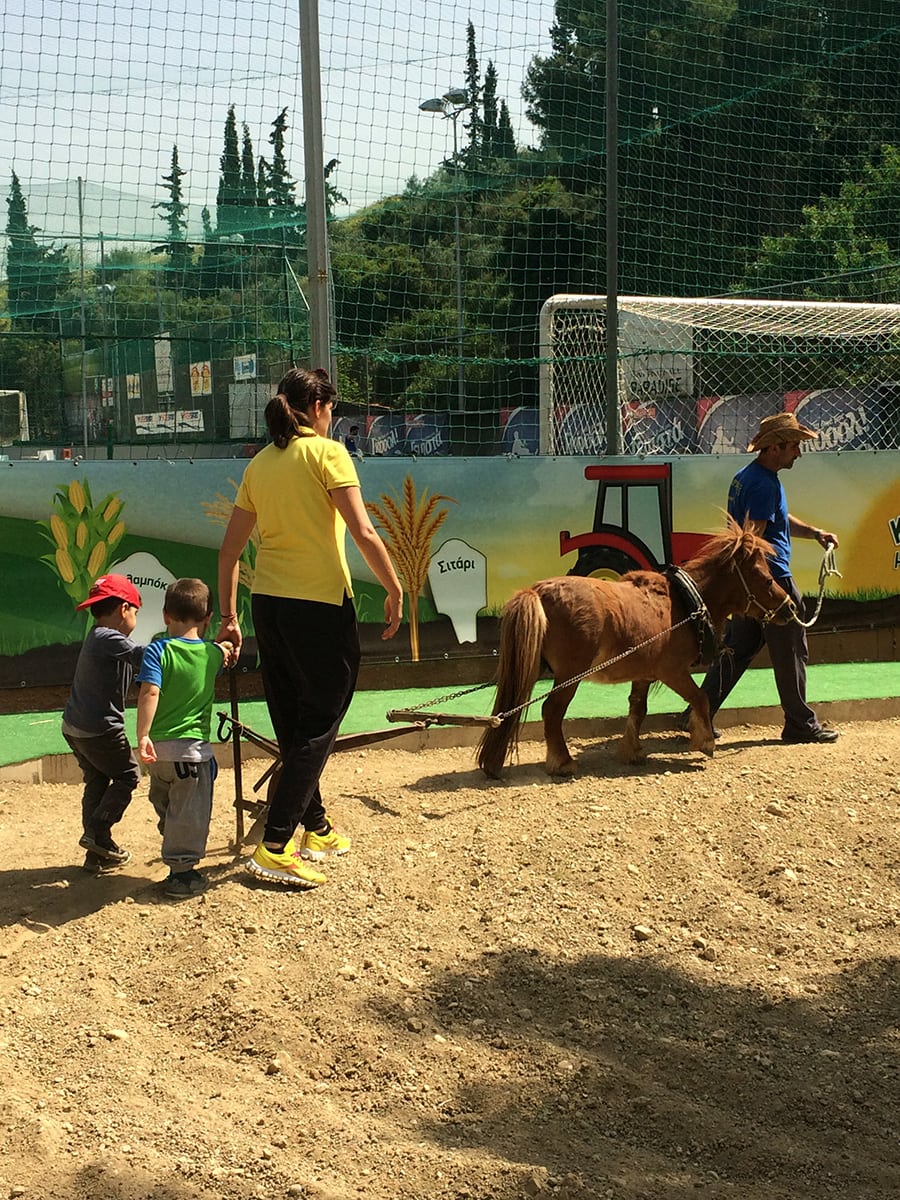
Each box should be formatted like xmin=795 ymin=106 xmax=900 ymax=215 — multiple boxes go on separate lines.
xmin=477 ymin=517 xmax=795 ymax=778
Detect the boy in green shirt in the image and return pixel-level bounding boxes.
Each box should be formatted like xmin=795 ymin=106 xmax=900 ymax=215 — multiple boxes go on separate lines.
xmin=136 ymin=578 xmax=233 ymax=899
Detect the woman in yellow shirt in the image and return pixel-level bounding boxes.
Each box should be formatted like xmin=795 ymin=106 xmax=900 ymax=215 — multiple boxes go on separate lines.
xmin=217 ymin=368 xmax=403 ymax=888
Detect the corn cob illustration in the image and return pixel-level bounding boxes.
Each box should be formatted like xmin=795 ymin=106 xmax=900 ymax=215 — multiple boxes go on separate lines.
xmin=37 ymin=477 xmax=130 ymax=617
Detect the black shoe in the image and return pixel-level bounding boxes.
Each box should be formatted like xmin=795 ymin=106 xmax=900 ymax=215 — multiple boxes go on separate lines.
xmin=79 ymin=833 xmax=132 ymax=865
xmin=82 ymin=850 xmax=120 ymax=874
xmin=163 ymin=869 xmax=208 ymax=900
xmin=781 ymin=725 xmax=839 ymax=744
xmin=676 ymin=710 xmax=721 ymax=739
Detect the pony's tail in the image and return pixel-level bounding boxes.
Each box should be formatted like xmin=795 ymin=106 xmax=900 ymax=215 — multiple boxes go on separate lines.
xmin=477 ymin=588 xmax=547 ymax=778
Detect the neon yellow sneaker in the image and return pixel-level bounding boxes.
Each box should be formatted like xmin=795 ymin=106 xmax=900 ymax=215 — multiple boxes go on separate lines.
xmin=247 ymin=839 xmax=327 ymax=888
xmin=299 ymin=821 xmax=351 ymax=861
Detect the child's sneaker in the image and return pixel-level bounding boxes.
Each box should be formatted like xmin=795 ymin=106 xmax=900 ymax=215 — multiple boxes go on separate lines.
xmin=79 ymin=832 xmax=132 ymax=865
xmin=247 ymin=840 xmax=327 ymax=888
xmin=299 ymin=821 xmax=351 ymax=861
xmin=82 ymin=850 xmax=120 ymax=875
xmin=163 ymin=869 xmax=208 ymax=899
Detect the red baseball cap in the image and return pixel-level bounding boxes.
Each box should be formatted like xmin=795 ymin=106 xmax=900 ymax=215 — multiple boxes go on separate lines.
xmin=75 ymin=573 xmax=142 ymax=611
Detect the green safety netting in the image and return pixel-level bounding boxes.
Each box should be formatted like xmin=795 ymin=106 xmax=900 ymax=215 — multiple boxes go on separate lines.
xmin=1 ymin=1 xmax=899 ymax=454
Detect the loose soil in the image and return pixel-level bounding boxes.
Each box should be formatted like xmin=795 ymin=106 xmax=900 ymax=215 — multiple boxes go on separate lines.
xmin=1 ymin=719 xmax=898 ymax=1200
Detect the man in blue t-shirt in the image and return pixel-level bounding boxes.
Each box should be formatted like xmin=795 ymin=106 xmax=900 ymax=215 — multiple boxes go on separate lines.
xmin=686 ymin=411 xmax=841 ymax=744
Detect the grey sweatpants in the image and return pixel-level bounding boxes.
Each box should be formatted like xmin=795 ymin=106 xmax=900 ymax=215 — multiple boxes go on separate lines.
xmin=147 ymin=759 xmax=216 ymax=871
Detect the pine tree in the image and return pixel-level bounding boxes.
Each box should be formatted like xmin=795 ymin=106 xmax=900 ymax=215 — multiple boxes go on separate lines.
xmin=5 ymin=171 xmax=69 ymax=332
xmin=324 ymin=157 xmax=348 ymax=218
xmin=152 ymin=145 xmax=191 ymax=291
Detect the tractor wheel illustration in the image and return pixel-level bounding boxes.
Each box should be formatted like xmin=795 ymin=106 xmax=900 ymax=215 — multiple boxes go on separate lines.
xmin=569 ymin=546 xmax=644 ymax=581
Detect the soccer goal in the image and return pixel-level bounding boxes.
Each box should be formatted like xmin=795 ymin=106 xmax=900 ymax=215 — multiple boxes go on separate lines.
xmin=538 ymin=295 xmax=900 ymax=456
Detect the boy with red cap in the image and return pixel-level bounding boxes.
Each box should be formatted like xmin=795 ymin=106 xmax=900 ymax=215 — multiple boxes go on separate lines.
xmin=62 ymin=573 xmax=146 ymax=872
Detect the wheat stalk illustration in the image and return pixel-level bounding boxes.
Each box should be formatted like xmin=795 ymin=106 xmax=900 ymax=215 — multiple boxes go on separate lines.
xmin=366 ymin=475 xmax=455 ymax=661
xmin=201 ymin=480 xmax=260 ymax=628
xmin=37 ymin=478 xmax=128 ymax=626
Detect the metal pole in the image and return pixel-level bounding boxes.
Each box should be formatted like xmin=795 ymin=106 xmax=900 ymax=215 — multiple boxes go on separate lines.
xmin=605 ymin=0 xmax=621 ymax=455
xmin=451 ymin=113 xmax=465 ymax=412
xmin=299 ymin=0 xmax=333 ymax=375
xmin=77 ymin=177 xmax=89 ymax=455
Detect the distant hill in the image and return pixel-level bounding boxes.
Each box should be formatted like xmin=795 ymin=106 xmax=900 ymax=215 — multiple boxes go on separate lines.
xmin=9 ymin=178 xmax=210 ymax=251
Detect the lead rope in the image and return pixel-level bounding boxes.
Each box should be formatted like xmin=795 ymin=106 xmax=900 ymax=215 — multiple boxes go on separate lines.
xmin=790 ymin=544 xmax=842 ymax=629
xmin=398 ymin=615 xmax=698 ymax=723
xmin=494 ymin=614 xmax=697 ymax=722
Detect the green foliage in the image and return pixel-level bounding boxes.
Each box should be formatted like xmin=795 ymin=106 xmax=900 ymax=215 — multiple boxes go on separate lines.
xmin=739 ymin=145 xmax=900 ymax=300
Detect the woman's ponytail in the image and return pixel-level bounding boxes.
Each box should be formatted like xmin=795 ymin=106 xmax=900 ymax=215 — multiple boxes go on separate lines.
xmin=264 ymin=368 xmax=336 ymax=448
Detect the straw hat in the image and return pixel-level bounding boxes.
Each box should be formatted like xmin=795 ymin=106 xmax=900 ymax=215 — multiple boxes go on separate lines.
xmin=749 ymin=412 xmax=818 ymax=451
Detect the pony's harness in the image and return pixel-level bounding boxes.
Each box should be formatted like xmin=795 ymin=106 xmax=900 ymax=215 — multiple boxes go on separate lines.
xmin=664 ymin=566 xmax=719 ymax=666
xmin=731 ymin=560 xmax=795 ymax=624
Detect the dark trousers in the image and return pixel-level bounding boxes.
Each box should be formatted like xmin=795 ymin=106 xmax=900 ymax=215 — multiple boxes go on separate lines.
xmin=700 ymin=575 xmax=819 ymax=736
xmin=63 ymin=728 xmax=141 ymax=837
xmin=252 ymin=592 xmax=360 ymax=846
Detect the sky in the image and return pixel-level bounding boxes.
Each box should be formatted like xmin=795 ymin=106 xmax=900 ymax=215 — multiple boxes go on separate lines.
xmin=0 ymin=0 xmax=554 ymax=246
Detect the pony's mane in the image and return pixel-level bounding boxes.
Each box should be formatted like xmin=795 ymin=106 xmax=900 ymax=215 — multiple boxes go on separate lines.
xmin=683 ymin=514 xmax=774 ymax=571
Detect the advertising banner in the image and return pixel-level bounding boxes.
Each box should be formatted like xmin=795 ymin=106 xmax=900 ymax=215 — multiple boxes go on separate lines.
xmin=135 ymin=410 xmax=204 ymax=436
xmin=500 ymin=407 xmax=539 ymax=455
xmin=364 ymin=413 xmax=407 ymax=456
xmin=696 ymin=393 xmax=782 ymax=453
xmin=622 ymin=396 xmax=699 ymax=456
xmin=190 ymin=362 xmax=212 ymax=397
xmin=556 ymin=404 xmax=607 ymax=456
xmin=404 ymin=412 xmax=450 ymax=456
xmin=154 ymin=334 xmax=173 ymax=395
xmin=788 ymin=385 xmax=900 ymax=452
xmin=233 ymin=354 xmax=257 ymax=380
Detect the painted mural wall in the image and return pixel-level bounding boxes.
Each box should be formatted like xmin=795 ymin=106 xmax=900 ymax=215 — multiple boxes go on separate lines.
xmin=0 ymin=450 xmax=897 ymax=687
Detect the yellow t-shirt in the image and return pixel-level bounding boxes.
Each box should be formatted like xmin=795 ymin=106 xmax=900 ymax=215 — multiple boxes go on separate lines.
xmin=234 ymin=430 xmax=360 ymax=605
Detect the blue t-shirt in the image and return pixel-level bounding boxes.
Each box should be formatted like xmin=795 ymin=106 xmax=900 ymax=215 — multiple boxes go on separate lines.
xmin=727 ymin=459 xmax=791 ymax=580
xmin=62 ymin=625 xmax=145 ymax=737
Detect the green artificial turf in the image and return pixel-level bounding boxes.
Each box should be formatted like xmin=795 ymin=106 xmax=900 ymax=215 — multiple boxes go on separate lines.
xmin=2 ymin=660 xmax=897 ymax=768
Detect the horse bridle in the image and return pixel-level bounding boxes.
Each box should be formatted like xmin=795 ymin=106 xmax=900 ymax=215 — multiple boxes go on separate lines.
xmin=732 ymin=560 xmax=797 ymax=624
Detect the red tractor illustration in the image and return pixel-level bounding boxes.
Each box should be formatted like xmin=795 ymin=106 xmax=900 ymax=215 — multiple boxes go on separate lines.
xmin=560 ymin=463 xmax=711 ymax=579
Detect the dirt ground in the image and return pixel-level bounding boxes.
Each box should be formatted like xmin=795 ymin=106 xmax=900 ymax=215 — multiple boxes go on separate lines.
xmin=1 ymin=717 xmax=898 ymax=1200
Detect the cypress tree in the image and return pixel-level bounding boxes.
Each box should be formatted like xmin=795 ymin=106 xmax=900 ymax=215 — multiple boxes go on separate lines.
xmin=257 ymin=158 xmax=270 ymax=210
xmin=267 ymin=107 xmax=301 ymax=244
xmin=5 ymin=171 xmax=69 ymax=332
xmin=463 ymin=21 xmax=483 ymax=168
xmin=482 ymin=61 xmax=499 ymax=161
xmin=240 ymin=123 xmax=257 ymax=214
xmin=216 ymin=105 xmax=242 ymax=234
xmin=496 ymin=100 xmax=517 ymax=160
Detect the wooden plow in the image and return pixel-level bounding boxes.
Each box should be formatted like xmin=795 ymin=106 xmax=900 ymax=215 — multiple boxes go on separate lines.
xmin=218 ymin=672 xmax=499 ymax=851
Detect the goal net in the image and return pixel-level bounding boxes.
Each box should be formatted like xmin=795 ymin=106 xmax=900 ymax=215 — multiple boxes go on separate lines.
xmin=538 ymin=295 xmax=900 ymax=456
